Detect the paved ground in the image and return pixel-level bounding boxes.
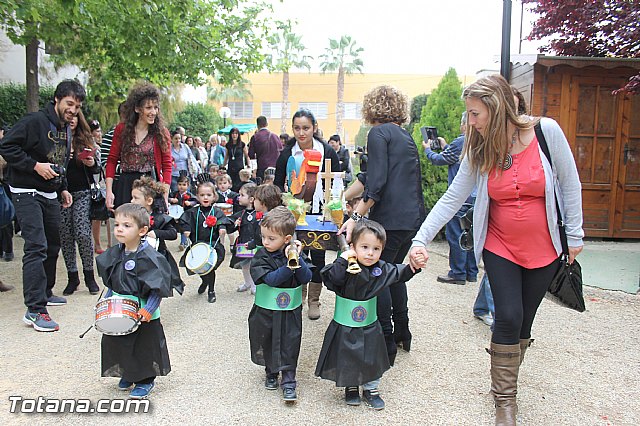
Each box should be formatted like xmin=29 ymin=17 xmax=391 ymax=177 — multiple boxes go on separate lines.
xmin=0 ymin=233 xmax=638 ymax=425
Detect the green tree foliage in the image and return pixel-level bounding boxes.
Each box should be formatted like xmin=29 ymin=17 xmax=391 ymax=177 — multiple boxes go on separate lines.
xmin=319 ymin=36 xmax=364 ymax=136
xmin=412 ymin=68 xmax=465 ymax=210
xmin=266 ymin=20 xmax=313 ymax=133
xmin=354 ymin=124 xmax=371 ymax=149
xmin=0 ymin=83 xmax=55 ymax=127
xmin=0 ymin=0 xmax=270 ymax=114
xmin=408 ymin=94 xmax=428 ymax=134
xmin=170 ymin=103 xmax=225 ymax=139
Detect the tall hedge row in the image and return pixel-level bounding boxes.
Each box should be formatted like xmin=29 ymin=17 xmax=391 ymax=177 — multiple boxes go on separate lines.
xmin=0 ymin=83 xmax=55 ymax=128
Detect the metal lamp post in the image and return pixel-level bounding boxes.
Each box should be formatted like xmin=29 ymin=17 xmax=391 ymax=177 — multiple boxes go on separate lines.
xmin=219 ymin=106 xmax=231 ymax=129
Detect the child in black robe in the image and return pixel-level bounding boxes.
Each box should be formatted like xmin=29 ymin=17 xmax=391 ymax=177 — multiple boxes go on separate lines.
xmin=96 ymin=203 xmax=172 ymax=399
xmin=178 ymin=181 xmax=232 ymax=303
xmin=249 ymin=206 xmax=312 ymax=403
xmin=131 ymin=176 xmax=185 ymax=295
xmin=229 ymin=183 xmax=261 ymax=294
xmin=169 ymin=175 xmax=196 ymax=250
xmin=316 ymin=219 xmax=418 ymax=410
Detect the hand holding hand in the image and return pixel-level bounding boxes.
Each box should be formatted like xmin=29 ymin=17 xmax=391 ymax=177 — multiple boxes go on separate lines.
xmin=409 ymin=246 xmax=429 ymax=272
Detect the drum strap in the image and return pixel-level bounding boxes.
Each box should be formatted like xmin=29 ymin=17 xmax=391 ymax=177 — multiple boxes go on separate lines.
xmin=195 ymin=207 xmax=217 ymax=247
xmin=333 ymin=295 xmax=377 ymax=327
xmin=254 ymin=285 xmax=303 ymax=311
xmin=113 ymin=291 xmax=160 ymax=320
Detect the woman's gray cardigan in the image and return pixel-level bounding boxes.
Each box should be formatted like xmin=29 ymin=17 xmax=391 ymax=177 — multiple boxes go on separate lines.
xmin=411 ymin=117 xmax=584 ymax=265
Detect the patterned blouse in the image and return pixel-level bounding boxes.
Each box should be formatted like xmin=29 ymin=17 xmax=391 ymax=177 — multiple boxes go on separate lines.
xmin=120 ymin=135 xmax=154 ymax=173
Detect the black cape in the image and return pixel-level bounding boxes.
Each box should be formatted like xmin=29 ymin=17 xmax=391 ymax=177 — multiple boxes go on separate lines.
xmin=96 ymin=242 xmax=172 ymax=299
xmin=229 ymin=208 xmax=260 ymax=269
xmin=96 ymin=243 xmax=172 ymax=381
xmin=178 ymin=205 xmax=232 ymax=275
xmin=315 ymin=258 xmax=417 ymax=386
xmin=248 ymin=248 xmax=309 ymax=372
xmin=150 ymin=212 xmax=184 ymax=295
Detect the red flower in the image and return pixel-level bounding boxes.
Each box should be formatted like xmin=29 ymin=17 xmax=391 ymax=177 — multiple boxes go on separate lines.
xmin=226 ymin=198 xmax=234 ymax=205
xmin=149 ymin=216 xmax=155 ymax=228
xmin=182 ymin=193 xmax=190 ymax=200
xmin=205 ymin=216 xmax=217 ymax=227
xmin=256 ymin=212 xmax=264 ymax=220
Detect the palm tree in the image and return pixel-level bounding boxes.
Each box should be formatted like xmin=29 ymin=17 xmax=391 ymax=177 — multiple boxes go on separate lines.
xmin=206 ymin=70 xmax=253 ymax=103
xmin=266 ymin=20 xmax=312 ymax=133
xmin=319 ymin=36 xmax=364 ymax=137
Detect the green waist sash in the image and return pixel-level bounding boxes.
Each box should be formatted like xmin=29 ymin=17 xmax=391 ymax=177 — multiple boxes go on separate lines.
xmin=254 ymin=285 xmax=302 ymax=311
xmin=333 ymin=295 xmax=377 ymax=327
xmin=113 ymin=291 xmax=160 ymax=320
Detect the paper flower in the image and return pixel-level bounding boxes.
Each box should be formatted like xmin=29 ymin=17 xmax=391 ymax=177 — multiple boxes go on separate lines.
xmin=149 ymin=216 xmax=155 ymax=228
xmin=205 ymin=216 xmax=217 ymax=227
xmin=226 ymin=198 xmax=234 ymax=205
xmin=182 ymin=193 xmax=190 ymax=200
xmin=256 ymin=211 xmax=264 ymax=220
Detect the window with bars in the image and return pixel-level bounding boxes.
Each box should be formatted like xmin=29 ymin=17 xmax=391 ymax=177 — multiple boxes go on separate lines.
xmin=298 ymin=102 xmax=328 ymax=119
xmin=261 ymin=102 xmax=290 ymax=119
xmin=343 ymin=103 xmax=362 ymax=120
xmin=225 ymin=102 xmax=253 ymax=119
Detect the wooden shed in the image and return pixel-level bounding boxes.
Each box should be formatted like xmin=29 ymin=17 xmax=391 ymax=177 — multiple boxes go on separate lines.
xmin=509 ymin=54 xmax=640 ymax=239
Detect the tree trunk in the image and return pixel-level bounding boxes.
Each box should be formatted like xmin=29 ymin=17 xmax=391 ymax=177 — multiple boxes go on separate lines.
xmin=26 ymin=37 xmax=40 ymax=113
xmin=281 ymin=71 xmax=289 ymax=134
xmin=336 ymin=65 xmax=345 ymax=138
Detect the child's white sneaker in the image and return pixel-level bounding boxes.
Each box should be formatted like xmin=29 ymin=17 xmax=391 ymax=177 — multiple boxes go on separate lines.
xmin=237 ymin=283 xmax=251 ymax=292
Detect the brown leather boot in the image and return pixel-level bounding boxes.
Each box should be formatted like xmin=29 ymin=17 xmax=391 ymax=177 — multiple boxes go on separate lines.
xmin=487 ymin=342 xmax=520 ymax=426
xmin=519 ymin=338 xmax=534 ymax=365
xmin=0 ymin=279 xmax=14 ymax=292
xmin=307 ymin=282 xmax=322 ymax=320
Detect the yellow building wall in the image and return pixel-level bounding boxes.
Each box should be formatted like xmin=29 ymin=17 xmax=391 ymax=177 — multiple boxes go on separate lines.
xmin=208 ymin=72 xmax=476 ymax=148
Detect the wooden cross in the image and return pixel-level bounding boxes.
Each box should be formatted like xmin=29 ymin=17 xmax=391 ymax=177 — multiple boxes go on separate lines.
xmin=319 ymin=159 xmax=344 ymax=219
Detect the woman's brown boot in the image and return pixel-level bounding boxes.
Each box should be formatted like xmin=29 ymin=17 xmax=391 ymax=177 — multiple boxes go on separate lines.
xmin=307 ymin=282 xmax=322 ymax=320
xmin=519 ymin=338 xmax=533 ymax=365
xmin=487 ymin=342 xmax=520 ymax=426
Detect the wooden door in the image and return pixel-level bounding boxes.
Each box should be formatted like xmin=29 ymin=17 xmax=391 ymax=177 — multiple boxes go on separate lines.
xmin=569 ymin=76 xmax=640 ymax=238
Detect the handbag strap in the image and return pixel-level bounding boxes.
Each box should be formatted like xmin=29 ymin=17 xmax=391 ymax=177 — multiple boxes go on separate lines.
xmin=533 ymin=123 xmax=569 ymax=257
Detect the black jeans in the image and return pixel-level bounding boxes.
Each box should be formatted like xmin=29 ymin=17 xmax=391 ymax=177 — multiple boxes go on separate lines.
xmin=483 ymin=250 xmax=559 ymax=345
xmin=13 ymin=192 xmax=62 ymax=314
xmin=376 ymin=230 xmax=416 ymax=336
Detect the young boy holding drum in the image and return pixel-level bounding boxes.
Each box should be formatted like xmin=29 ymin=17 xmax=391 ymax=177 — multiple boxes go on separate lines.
xmin=248 ymin=206 xmax=312 ymax=403
xmin=178 ymin=181 xmax=232 ymax=303
xmin=96 ymin=203 xmax=172 ymax=399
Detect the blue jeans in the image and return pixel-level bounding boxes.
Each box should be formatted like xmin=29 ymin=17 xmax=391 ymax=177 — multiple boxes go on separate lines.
xmin=445 ymin=204 xmax=478 ymax=280
xmin=473 ymin=273 xmax=495 ymax=317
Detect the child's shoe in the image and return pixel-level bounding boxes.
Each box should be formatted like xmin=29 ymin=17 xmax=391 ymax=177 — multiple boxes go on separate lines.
xmin=197 ymin=282 xmax=207 ymax=294
xmin=207 ymin=291 xmax=216 ymax=303
xmin=129 ymin=382 xmax=154 ymax=399
xmin=264 ymin=375 xmax=278 ymax=390
xmin=178 ymin=244 xmax=185 ymax=251
xmin=237 ymin=283 xmax=250 ymax=292
xmin=118 ymin=378 xmax=133 ymax=391
xmin=251 ymin=283 xmax=256 ymax=295
xmin=345 ymin=386 xmax=361 ymax=406
xmin=282 ymin=387 xmax=297 ymax=402
xmin=362 ymin=389 xmax=385 ymax=410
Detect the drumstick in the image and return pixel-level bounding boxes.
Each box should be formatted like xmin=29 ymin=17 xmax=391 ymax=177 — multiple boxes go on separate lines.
xmin=79 ymin=325 xmax=94 ymax=339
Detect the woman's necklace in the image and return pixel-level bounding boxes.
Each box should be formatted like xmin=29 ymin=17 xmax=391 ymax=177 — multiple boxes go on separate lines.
xmin=499 ymin=130 xmax=519 ymax=170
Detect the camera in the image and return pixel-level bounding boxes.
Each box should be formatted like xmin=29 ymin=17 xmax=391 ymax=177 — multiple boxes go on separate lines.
xmin=50 ymin=164 xmax=66 ymax=186
xmin=420 ymin=126 xmax=441 ymax=151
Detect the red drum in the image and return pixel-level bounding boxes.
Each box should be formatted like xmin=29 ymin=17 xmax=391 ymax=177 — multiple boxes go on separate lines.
xmin=95 ymin=297 xmax=140 ymax=336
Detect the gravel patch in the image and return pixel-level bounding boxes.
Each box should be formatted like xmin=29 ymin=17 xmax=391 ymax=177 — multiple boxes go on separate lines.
xmin=0 ymin=237 xmax=638 ymax=425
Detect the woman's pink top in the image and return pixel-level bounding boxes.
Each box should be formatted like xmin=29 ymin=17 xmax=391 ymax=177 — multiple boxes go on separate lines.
xmin=484 ymin=136 xmax=558 ymax=269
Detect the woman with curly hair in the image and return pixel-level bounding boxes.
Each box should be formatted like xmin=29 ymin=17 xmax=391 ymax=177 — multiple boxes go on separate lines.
xmin=61 ymin=110 xmax=101 ymax=295
xmin=340 ymin=86 xmax=426 ymax=366
xmin=105 ymin=82 xmax=172 ymax=210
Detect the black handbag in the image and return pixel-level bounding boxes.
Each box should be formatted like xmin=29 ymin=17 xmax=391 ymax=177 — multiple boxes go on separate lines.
xmin=535 ymin=124 xmax=586 ymax=313
xmin=87 ymin=168 xmax=109 ymax=221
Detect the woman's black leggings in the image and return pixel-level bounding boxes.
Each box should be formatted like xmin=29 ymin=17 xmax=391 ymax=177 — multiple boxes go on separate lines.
xmin=483 ymin=250 xmax=559 ymax=345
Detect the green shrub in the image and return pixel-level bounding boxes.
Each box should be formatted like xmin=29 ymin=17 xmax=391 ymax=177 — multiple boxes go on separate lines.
xmin=0 ymin=83 xmax=55 ymax=127
xmin=170 ymin=103 xmax=225 ymax=138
